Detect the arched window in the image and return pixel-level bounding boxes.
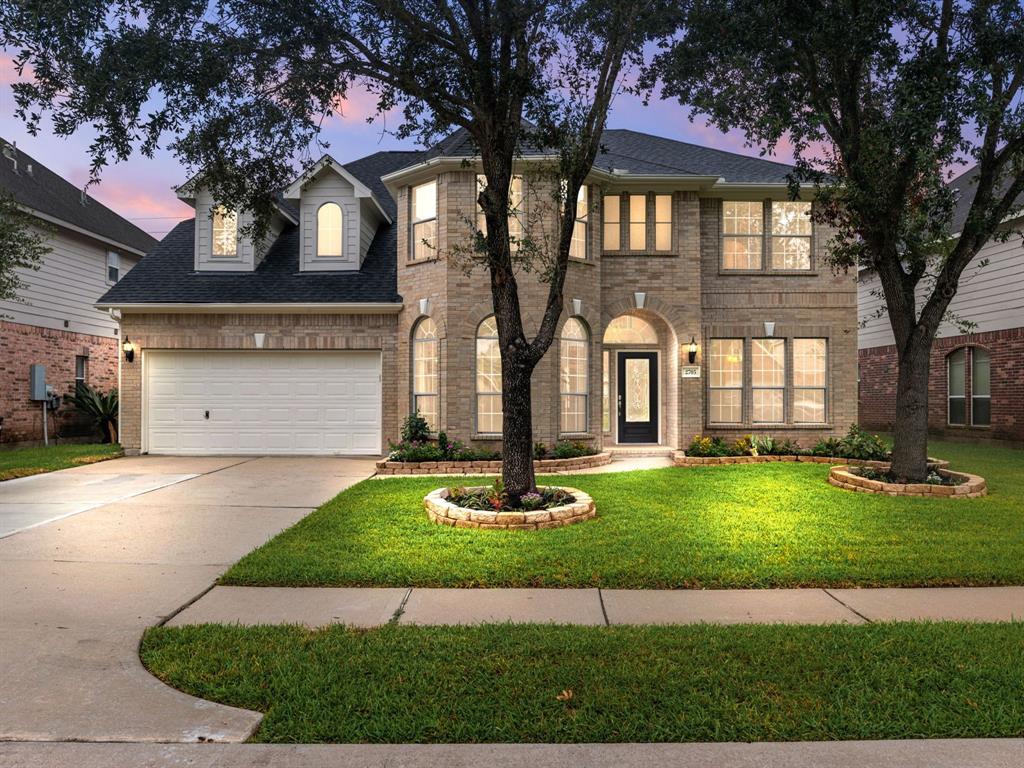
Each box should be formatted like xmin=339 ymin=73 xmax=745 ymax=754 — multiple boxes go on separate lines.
xmin=972 ymin=348 xmax=991 ymax=426
xmin=211 ymin=207 xmax=237 ymax=257
xmin=317 ymin=202 xmax=343 ymax=257
xmin=947 ymin=348 xmax=966 ymax=425
xmin=603 ymin=315 xmax=658 ymax=345
xmin=412 ymin=317 xmax=439 ymax=430
xmin=476 ymin=315 xmax=502 ymax=434
xmin=560 ymin=318 xmax=589 ymax=433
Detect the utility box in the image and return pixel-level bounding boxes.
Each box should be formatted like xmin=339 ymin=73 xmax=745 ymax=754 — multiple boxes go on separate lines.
xmin=29 ymin=364 xmax=47 ymax=400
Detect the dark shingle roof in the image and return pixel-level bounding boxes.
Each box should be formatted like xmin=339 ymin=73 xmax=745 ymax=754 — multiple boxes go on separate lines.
xmin=948 ymin=163 xmax=1024 ymax=234
xmin=0 ymin=139 xmax=157 ymax=254
xmin=98 ymin=150 xmax=417 ymax=305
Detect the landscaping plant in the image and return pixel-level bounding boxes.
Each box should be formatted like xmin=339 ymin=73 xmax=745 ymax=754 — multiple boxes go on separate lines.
xmin=65 ymin=384 xmax=119 ymax=444
xmin=446 ymin=479 xmax=574 ymax=512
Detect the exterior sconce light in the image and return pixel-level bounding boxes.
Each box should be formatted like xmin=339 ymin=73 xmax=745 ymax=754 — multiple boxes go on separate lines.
xmin=687 ymin=336 xmax=698 ymax=364
xmin=633 ymin=291 xmax=647 ymax=310
xmin=253 ymin=332 xmax=266 ymax=349
xmin=572 ymin=298 xmax=583 ymax=316
xmin=763 ymin=321 xmax=776 ymax=337
xmin=122 ymin=337 xmax=134 ymax=363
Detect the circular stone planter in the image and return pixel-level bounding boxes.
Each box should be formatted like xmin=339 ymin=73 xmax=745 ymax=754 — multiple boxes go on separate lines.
xmin=828 ymin=465 xmax=987 ymax=498
xmin=424 ymin=486 xmax=596 ymax=530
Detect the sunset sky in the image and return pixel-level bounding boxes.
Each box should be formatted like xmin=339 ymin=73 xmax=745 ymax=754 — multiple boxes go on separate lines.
xmin=0 ymin=52 xmax=796 ymax=241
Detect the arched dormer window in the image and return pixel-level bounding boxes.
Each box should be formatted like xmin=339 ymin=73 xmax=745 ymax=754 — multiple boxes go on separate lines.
xmin=317 ymin=202 xmax=343 ymax=258
xmin=412 ymin=317 xmax=439 ymax=430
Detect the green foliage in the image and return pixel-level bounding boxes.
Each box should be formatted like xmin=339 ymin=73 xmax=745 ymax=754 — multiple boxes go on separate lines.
xmin=550 ymin=440 xmax=599 ymax=459
xmin=65 ymin=384 xmax=118 ymax=443
xmin=686 ymin=435 xmax=735 ymax=457
xmin=811 ymin=437 xmax=845 ymax=457
xmin=731 ymin=435 xmax=755 ymax=456
xmin=0 ymin=189 xmax=49 ymax=304
xmin=401 ymin=412 xmax=432 ymax=444
xmin=836 ymin=425 xmax=891 ymax=462
xmin=446 ymin=480 xmax=572 ymax=512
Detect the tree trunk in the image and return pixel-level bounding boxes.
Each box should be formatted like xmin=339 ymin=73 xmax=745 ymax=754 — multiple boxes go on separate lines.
xmin=888 ymin=344 xmax=932 ymax=481
xmin=501 ymin=364 xmax=536 ymax=502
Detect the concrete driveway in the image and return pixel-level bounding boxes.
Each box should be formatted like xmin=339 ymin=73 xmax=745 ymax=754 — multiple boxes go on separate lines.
xmin=0 ymin=455 xmax=376 ymax=743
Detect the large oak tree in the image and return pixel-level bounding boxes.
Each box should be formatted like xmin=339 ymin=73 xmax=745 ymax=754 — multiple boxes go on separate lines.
xmin=656 ymin=0 xmax=1023 ymax=480
xmin=2 ymin=0 xmax=665 ymax=499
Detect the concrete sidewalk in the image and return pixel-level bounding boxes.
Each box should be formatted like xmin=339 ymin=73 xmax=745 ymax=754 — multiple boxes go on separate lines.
xmin=3 ymin=739 xmax=1022 ymax=768
xmin=168 ymin=585 xmax=1024 ymax=628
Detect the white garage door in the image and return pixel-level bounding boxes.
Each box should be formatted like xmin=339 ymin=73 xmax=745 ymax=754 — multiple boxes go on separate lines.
xmin=145 ymin=350 xmax=381 ymax=455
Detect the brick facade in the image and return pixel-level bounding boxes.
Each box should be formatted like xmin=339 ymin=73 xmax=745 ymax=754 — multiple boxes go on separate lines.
xmin=0 ymin=319 xmax=119 ymax=445
xmin=859 ymin=327 xmax=1024 ymax=442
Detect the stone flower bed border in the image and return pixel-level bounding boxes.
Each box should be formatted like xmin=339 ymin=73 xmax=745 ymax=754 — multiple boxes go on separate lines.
xmin=424 ymin=486 xmax=596 ymax=530
xmin=377 ymin=452 xmax=611 ymax=476
xmin=672 ymin=452 xmax=949 ymax=470
xmin=829 ymin=466 xmax=987 ymax=498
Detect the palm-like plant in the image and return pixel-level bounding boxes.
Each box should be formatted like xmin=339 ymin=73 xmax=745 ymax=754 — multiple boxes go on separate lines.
xmin=66 ymin=384 xmax=118 ymax=444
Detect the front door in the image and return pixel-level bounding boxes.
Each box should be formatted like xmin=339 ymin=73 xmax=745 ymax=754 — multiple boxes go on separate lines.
xmin=616 ymin=351 xmax=658 ymax=443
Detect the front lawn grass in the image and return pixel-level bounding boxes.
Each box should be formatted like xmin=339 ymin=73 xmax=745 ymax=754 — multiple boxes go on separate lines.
xmin=141 ymin=621 xmax=1024 ymax=743
xmin=222 ymin=438 xmax=1024 ymax=588
xmin=0 ymin=442 xmax=122 ymax=481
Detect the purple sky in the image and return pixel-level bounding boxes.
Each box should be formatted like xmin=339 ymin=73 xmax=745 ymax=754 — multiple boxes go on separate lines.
xmin=1 ymin=53 xmax=797 ymax=240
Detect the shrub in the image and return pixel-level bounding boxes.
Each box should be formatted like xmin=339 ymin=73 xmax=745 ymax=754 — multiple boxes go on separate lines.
xmin=66 ymin=384 xmax=119 ymax=443
xmin=550 ymin=440 xmax=599 ymax=459
xmin=533 ymin=442 xmax=549 ymax=460
xmin=401 ymin=412 xmax=432 ymax=444
xmin=687 ymin=434 xmax=735 ymax=457
xmin=810 ymin=437 xmax=844 ymax=457
xmin=447 ymin=480 xmax=575 ymax=511
xmin=732 ymin=435 xmax=756 ymax=456
xmin=837 ymin=424 xmax=891 ymax=461
xmin=388 ymin=426 xmax=500 ymax=463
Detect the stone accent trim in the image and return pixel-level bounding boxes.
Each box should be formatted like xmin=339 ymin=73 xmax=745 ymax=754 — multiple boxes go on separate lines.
xmin=828 ymin=465 xmax=987 ymax=498
xmin=424 ymin=486 xmax=596 ymax=530
xmin=376 ymin=452 xmax=611 ymax=475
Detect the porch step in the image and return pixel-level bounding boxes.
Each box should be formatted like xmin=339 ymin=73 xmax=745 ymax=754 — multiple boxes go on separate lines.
xmin=606 ymin=445 xmax=676 ymax=458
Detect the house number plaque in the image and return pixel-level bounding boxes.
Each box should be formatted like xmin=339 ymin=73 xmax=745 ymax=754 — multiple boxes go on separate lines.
xmin=680 ymin=366 xmax=701 ymax=378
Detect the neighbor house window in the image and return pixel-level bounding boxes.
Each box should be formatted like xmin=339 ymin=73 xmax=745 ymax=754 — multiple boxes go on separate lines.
xmin=629 ymin=193 xmax=647 ymax=250
xmin=771 ymin=201 xmax=812 ymax=270
xmin=476 ymin=315 xmax=502 ymax=434
xmin=411 ymin=180 xmax=437 ymax=261
xmin=412 ymin=317 xmax=439 ymax=431
xmin=569 ymin=185 xmax=588 ymax=260
xmin=722 ymin=201 xmax=763 ymax=270
xmin=211 ymin=207 xmax=238 ymax=257
xmin=947 ymin=348 xmax=966 ymax=425
xmin=972 ymin=348 xmax=991 ymax=426
xmin=709 ymin=339 xmax=743 ymax=423
xmin=655 ymin=194 xmax=672 ymax=251
xmin=75 ymin=356 xmax=88 ymax=394
xmin=603 ymin=194 xmax=621 ymax=250
xmin=105 ymin=251 xmax=120 ymax=283
xmin=316 ymin=202 xmax=343 ymax=257
xmin=560 ymin=318 xmax=589 ymax=433
xmin=794 ymin=338 xmax=827 ymax=423
xmin=752 ymin=339 xmax=785 ymax=423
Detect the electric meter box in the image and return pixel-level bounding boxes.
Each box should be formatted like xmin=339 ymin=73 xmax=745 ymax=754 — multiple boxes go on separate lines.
xmin=29 ymin=364 xmax=47 ymax=401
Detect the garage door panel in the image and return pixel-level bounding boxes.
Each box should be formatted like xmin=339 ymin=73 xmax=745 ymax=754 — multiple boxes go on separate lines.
xmin=146 ymin=351 xmax=381 ymax=456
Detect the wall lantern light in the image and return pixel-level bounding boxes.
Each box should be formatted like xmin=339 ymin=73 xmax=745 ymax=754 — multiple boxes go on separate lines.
xmin=122 ymin=337 xmax=134 ymax=363
xmin=687 ymin=336 xmax=698 ymax=364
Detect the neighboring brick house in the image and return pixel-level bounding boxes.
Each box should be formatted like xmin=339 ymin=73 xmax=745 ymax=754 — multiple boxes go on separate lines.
xmin=859 ymin=164 xmax=1024 ymax=443
xmin=99 ymin=129 xmax=858 ymax=456
xmin=0 ymin=140 xmax=155 ymax=446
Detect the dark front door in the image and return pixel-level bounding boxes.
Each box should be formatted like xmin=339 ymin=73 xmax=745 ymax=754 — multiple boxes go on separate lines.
xmin=617 ymin=351 xmax=658 ymax=443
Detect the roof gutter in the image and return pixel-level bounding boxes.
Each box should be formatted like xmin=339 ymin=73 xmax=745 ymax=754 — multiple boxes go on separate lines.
xmin=23 ymin=206 xmax=151 ymax=257
xmin=96 ymin=302 xmax=405 ymax=314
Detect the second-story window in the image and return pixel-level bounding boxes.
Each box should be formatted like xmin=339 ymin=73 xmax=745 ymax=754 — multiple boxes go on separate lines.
xmin=629 ymin=193 xmax=646 ymax=250
xmin=570 ymin=185 xmax=588 ymax=260
xmin=655 ymin=194 xmax=672 ymax=251
xmin=476 ymin=175 xmax=524 ymax=252
xmin=212 ymin=207 xmax=238 ymax=257
xmin=316 ymin=202 xmax=343 ymax=258
xmin=771 ymin=201 xmax=812 ymax=270
xmin=603 ymin=194 xmax=621 ymax=250
xmin=722 ymin=201 xmax=763 ymax=270
xmin=411 ymin=180 xmax=437 ymax=261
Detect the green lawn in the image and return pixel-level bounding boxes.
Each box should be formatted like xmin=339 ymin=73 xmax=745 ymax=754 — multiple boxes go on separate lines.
xmin=222 ymin=438 xmax=1024 ymax=588
xmin=141 ymin=621 xmax=1024 ymax=743
xmin=0 ymin=442 xmax=122 ymax=481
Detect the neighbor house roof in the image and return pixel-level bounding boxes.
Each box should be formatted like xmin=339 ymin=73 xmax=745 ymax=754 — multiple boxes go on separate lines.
xmin=0 ymin=139 xmax=157 ymax=255
xmin=98 ymin=150 xmax=417 ymax=307
xmin=948 ymin=163 xmax=1024 ymax=235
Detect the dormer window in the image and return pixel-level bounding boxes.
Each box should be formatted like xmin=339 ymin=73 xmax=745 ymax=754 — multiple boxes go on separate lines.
xmin=411 ymin=180 xmax=437 ymax=261
xmin=212 ymin=207 xmax=238 ymax=257
xmin=317 ymin=202 xmax=343 ymax=257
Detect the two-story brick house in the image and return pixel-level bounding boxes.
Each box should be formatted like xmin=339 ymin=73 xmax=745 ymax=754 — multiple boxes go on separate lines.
xmin=98 ymin=129 xmax=858 ymax=456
